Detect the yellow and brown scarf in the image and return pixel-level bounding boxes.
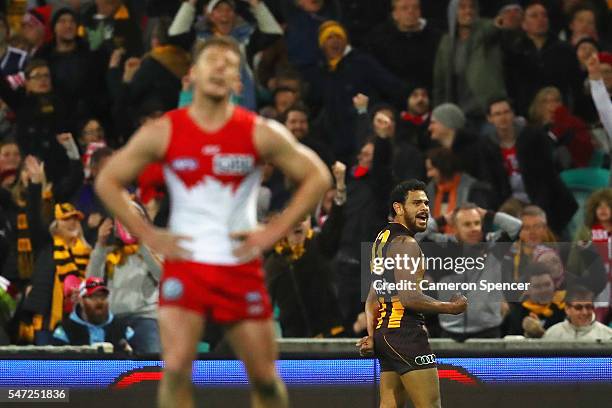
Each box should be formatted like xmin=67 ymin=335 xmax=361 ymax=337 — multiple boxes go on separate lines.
xmin=49 ymin=236 xmax=91 ymax=330
xmin=105 ymin=244 xmax=139 ymax=280
xmin=15 ymin=189 xmax=53 ymax=280
xmin=522 ymin=290 xmax=566 ymax=318
xmin=274 ymin=229 xmax=314 ymax=261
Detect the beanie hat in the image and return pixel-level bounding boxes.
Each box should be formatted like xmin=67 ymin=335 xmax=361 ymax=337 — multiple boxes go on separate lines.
xmin=318 ymin=20 xmax=348 ymax=48
xmin=51 ymin=7 xmax=78 ymax=33
xmin=23 ymin=6 xmax=53 ymax=43
xmin=497 ymin=0 xmax=522 ymax=15
xmin=206 ymin=0 xmax=236 ymax=14
xmin=431 ymin=103 xmax=465 ymax=130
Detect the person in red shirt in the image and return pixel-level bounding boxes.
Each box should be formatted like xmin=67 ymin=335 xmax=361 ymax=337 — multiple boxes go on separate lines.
xmin=482 ymin=97 xmax=577 ymax=235
xmin=94 ymin=36 xmax=331 ymax=408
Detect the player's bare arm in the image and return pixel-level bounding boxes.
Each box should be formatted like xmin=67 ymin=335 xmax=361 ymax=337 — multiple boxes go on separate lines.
xmin=231 ymin=118 xmax=332 ymax=260
xmin=389 ymin=235 xmax=467 ymax=315
xmin=94 ymin=118 xmax=192 ymax=260
xmin=357 ymin=286 xmax=379 ymax=356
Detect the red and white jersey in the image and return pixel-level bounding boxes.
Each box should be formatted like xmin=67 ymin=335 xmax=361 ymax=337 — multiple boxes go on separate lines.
xmin=162 ymin=106 xmax=262 ymax=265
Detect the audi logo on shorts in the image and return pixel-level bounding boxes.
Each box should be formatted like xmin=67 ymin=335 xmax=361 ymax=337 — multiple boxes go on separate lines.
xmin=414 ymin=354 xmax=436 ymax=365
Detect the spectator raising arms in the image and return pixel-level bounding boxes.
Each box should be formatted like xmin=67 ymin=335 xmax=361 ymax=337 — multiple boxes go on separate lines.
xmin=86 ymin=201 xmax=162 ymax=354
xmin=528 ymin=86 xmax=593 ymax=170
xmin=169 ymin=0 xmax=283 ymax=110
xmin=433 ymin=0 xmax=507 ymax=125
xmin=22 ymin=203 xmax=91 ymax=345
xmin=265 ymin=162 xmax=346 ymax=338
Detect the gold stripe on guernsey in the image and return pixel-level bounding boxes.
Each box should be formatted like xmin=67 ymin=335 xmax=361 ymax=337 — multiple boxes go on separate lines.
xmin=383 ymin=334 xmax=413 ymax=368
xmin=371 ymin=229 xmax=391 ymax=272
xmin=387 ymin=299 xmax=405 ymax=329
xmin=376 ymin=230 xmax=390 ymax=258
xmin=376 ymin=297 xmax=387 ymax=329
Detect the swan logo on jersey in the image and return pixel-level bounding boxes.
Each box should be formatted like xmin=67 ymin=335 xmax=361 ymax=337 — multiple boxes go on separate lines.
xmin=213 ymin=154 xmax=254 ymax=175
xmin=162 ymin=278 xmax=184 ymax=301
xmin=171 ymin=158 xmax=199 ymax=172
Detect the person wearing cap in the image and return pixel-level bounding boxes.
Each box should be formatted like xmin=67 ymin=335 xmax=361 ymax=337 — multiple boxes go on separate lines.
xmin=363 ymin=0 xmax=441 ymax=90
xmin=494 ymin=1 xmax=523 ymax=30
xmin=428 ymin=102 xmax=484 ymax=180
xmin=306 ymin=19 xmax=408 ymax=165
xmin=21 ymin=202 xmax=91 ymax=345
xmin=86 ymin=202 xmax=162 ymax=354
xmin=20 ymin=6 xmax=52 ymax=56
xmin=35 ymin=7 xmax=103 ymax=126
xmin=433 ymin=0 xmax=507 ymax=128
xmin=429 ymin=98 xmax=524 ymax=208
xmin=168 ymin=0 xmax=283 ymax=110
xmin=51 ymin=276 xmax=134 ymax=351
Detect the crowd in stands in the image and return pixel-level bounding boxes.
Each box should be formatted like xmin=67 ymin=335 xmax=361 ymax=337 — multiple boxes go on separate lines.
xmin=0 ymin=0 xmax=612 ymax=351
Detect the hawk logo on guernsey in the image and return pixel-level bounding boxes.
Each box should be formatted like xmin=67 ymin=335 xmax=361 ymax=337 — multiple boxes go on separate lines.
xmin=213 ymin=154 xmax=254 ymax=176
xmin=171 ymin=158 xmax=199 ymax=172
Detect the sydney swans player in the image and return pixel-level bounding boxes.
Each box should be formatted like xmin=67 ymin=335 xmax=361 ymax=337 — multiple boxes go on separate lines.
xmin=95 ymin=37 xmax=331 ymax=408
xmin=358 ymin=180 xmax=467 ymax=408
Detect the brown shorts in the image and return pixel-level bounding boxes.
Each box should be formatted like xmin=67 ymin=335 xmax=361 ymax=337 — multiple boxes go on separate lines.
xmin=374 ymin=326 xmax=436 ymax=375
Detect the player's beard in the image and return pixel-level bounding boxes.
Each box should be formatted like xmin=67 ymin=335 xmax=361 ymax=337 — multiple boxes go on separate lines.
xmin=404 ymin=212 xmax=427 ymax=234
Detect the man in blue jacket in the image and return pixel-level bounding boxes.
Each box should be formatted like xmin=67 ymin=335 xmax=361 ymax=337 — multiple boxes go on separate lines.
xmin=53 ymin=277 xmax=133 ymax=352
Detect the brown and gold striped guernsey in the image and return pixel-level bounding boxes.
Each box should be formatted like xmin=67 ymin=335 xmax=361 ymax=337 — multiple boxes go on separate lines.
xmin=370 ymin=223 xmax=425 ymax=330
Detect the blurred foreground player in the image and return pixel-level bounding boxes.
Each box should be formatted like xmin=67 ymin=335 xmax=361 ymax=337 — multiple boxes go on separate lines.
xmin=95 ymin=36 xmax=331 ymax=408
xmin=358 ymin=180 xmax=467 ymax=408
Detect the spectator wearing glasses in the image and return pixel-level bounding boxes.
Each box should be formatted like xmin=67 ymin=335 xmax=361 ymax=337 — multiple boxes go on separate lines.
xmin=52 ymin=276 xmax=134 ymax=351
xmin=543 ymin=285 xmax=612 ymax=340
xmin=0 ymin=59 xmax=77 ymax=185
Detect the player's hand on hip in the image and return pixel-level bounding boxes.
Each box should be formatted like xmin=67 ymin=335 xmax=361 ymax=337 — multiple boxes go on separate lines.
xmin=230 ymin=226 xmax=277 ymax=263
xmin=142 ymin=228 xmax=193 ymax=261
xmin=448 ymin=293 xmax=468 ymax=315
xmin=356 ymin=336 xmax=374 ymax=357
